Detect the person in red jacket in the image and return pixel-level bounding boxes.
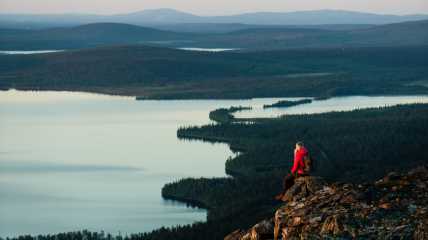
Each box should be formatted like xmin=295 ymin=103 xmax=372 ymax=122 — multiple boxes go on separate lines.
xmin=275 ymin=141 xmax=309 ymax=201
xmin=291 ymin=141 xmax=308 ymax=175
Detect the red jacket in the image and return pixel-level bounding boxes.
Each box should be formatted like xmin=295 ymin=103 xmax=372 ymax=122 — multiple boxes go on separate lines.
xmin=291 ymin=147 xmax=308 ymax=175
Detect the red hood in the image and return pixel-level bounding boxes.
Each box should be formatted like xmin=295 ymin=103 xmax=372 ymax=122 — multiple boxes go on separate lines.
xmin=296 ymin=147 xmax=308 ymax=156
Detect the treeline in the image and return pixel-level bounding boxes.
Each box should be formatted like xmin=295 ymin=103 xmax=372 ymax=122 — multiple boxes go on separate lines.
xmin=178 ymin=104 xmax=428 ymax=182
xmin=162 ymin=173 xmax=282 ymax=220
xmin=2 ymin=231 xmax=129 ymax=240
xmin=1 ymin=45 xmax=427 ymax=99
xmin=263 ymin=99 xmax=312 ymax=108
xmin=1 ymin=210 xmax=276 ymax=240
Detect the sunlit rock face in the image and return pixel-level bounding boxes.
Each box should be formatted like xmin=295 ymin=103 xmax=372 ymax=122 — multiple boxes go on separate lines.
xmin=225 ymin=166 xmax=428 ymax=240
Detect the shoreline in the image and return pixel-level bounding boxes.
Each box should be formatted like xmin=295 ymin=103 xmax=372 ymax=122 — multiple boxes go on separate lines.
xmin=161 ymin=194 xmax=211 ymax=210
xmin=2 ymin=87 xmax=428 ymax=101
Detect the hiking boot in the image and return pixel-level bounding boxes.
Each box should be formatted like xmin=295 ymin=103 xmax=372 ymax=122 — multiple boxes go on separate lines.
xmin=274 ymin=193 xmax=284 ymax=201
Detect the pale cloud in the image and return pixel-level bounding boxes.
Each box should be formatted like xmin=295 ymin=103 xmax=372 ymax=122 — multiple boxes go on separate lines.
xmin=0 ymin=0 xmax=427 ymax=15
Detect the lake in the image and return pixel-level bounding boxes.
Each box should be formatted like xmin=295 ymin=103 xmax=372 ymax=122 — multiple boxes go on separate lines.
xmin=177 ymin=48 xmax=238 ymax=52
xmin=0 ymin=50 xmax=64 ymax=55
xmin=233 ymin=96 xmax=428 ymax=118
xmin=1 ymin=90 xmax=428 ymax=237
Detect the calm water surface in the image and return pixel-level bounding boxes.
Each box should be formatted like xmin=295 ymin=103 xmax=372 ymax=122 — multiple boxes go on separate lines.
xmin=177 ymin=48 xmax=238 ymax=52
xmin=234 ymin=96 xmax=428 ymax=118
xmin=0 ymin=50 xmax=64 ymax=55
xmin=1 ymin=90 xmax=428 ymax=237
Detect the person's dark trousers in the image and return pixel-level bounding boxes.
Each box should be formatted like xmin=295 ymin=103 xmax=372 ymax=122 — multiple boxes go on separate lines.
xmin=283 ymin=173 xmax=295 ymax=192
xmin=276 ymin=172 xmax=309 ymax=200
xmin=282 ymin=173 xmax=309 ymax=193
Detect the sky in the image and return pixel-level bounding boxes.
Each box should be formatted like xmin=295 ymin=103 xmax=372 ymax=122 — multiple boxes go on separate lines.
xmin=0 ymin=0 xmax=427 ymax=15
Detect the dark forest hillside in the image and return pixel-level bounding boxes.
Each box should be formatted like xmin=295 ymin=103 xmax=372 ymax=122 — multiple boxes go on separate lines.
xmin=1 ymin=45 xmax=427 ymax=99
xmin=0 ymin=23 xmax=194 ymax=50
xmin=178 ymin=104 xmax=428 ymax=181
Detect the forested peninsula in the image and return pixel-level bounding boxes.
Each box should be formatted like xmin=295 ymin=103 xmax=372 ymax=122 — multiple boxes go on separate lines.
xmin=163 ymin=103 xmax=428 ymax=239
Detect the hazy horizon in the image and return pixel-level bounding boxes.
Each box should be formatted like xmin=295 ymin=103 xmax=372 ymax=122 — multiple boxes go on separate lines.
xmin=0 ymin=0 xmax=427 ymax=16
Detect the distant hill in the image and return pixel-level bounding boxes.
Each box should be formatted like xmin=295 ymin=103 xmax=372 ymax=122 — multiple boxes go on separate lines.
xmin=0 ymin=9 xmax=427 ymax=30
xmin=182 ymin=19 xmax=428 ymax=50
xmin=348 ymin=19 xmax=428 ymax=47
xmin=53 ymin=22 xmax=189 ymax=40
xmin=149 ymin=23 xmax=376 ymax=33
xmin=1 ymin=19 xmax=427 ymax=50
xmin=204 ymin=9 xmax=428 ymax=25
xmin=110 ymin=8 xmax=428 ymax=25
xmin=0 ymin=23 xmax=194 ymax=50
xmin=189 ymin=27 xmax=341 ymax=49
xmin=111 ymin=8 xmax=202 ymax=24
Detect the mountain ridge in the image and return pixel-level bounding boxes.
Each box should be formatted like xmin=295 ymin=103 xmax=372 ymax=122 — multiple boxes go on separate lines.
xmin=1 ymin=19 xmax=427 ymax=50
xmin=1 ymin=8 xmax=427 ymax=29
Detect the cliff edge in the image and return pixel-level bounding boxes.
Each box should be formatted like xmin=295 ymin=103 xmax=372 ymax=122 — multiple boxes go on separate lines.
xmin=225 ymin=166 xmax=428 ymax=240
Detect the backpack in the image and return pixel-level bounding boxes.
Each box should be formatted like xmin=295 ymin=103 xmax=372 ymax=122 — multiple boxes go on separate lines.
xmin=303 ymin=154 xmax=315 ymax=173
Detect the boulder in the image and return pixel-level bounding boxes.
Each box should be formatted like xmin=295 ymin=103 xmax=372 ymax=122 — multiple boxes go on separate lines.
xmin=224 ymin=219 xmax=274 ymax=240
xmin=224 ymin=229 xmax=246 ymax=240
xmin=249 ymin=219 xmax=274 ymax=240
xmin=281 ymin=176 xmax=325 ymax=202
xmin=414 ymin=219 xmax=428 ymax=240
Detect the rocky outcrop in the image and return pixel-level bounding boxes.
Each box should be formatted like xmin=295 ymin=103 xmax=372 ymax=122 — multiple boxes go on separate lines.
xmin=224 ymin=166 xmax=428 ymax=240
xmin=224 ymin=230 xmax=247 ymax=240
xmin=225 ymin=219 xmax=275 ymax=240
xmin=279 ymin=176 xmax=326 ymax=202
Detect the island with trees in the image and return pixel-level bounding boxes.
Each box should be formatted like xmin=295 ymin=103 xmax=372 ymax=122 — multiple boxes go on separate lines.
xmin=208 ymin=106 xmax=252 ymax=124
xmin=262 ymin=99 xmax=312 ymax=109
